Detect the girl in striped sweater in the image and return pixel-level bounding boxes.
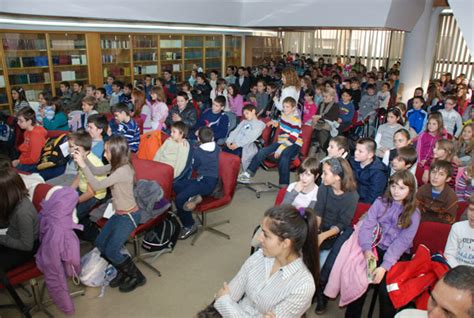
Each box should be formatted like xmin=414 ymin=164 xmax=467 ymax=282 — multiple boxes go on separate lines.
xmin=238 ymin=97 xmax=302 ymax=187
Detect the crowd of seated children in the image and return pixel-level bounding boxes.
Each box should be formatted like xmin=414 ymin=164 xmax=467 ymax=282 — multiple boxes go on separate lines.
xmin=173 ymin=127 xmax=220 ymax=240
xmin=193 ymin=96 xmax=229 ymax=143
xmin=109 ymin=103 xmax=140 ymax=153
xmin=0 ymin=165 xmax=39 ymax=272
xmin=38 ymin=96 xmax=69 ymax=131
xmin=350 ymin=138 xmax=388 ymax=204
xmin=165 ymin=92 xmax=198 ymax=132
xmin=224 ymin=104 xmax=265 ymax=171
xmin=238 ymin=97 xmax=302 ymax=187
xmin=416 ymin=159 xmax=458 ymax=224
xmin=444 ymin=194 xmax=474 ymax=268
xmin=421 ymin=139 xmax=458 ymax=188
xmin=68 ymin=131 xmax=106 ymax=242
xmin=153 ymin=121 xmax=190 ymax=180
xmin=70 ymin=96 xmax=98 ymax=132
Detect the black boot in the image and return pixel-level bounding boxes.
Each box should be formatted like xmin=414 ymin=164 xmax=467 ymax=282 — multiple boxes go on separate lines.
xmin=118 ymin=257 xmax=146 ymax=293
xmin=109 ymin=262 xmax=127 ymax=288
xmin=315 ymin=285 xmax=328 ymax=315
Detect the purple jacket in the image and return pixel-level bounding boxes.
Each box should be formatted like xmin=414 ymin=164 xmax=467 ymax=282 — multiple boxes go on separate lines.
xmin=358 ymin=198 xmax=421 ymax=271
xmin=35 ymin=187 xmax=83 ymax=315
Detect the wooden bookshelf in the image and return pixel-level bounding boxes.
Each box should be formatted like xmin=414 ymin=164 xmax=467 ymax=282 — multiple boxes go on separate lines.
xmin=132 ymin=34 xmax=159 ymax=84
xmin=1 ymin=33 xmax=52 ymax=104
xmin=204 ymin=35 xmax=222 ymax=73
xmin=160 ymin=34 xmax=183 ymax=82
xmin=100 ymin=34 xmax=132 ymax=83
xmin=0 ymin=44 xmax=10 ymax=113
xmin=225 ymin=35 xmax=242 ymax=69
xmin=183 ymin=35 xmax=203 ymax=80
xmin=245 ymin=36 xmax=282 ymax=66
xmin=48 ymin=33 xmax=89 ymax=95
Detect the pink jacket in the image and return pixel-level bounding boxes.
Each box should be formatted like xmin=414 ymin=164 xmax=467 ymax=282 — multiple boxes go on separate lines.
xmin=228 ymin=94 xmax=244 ymax=117
xmin=144 ymin=100 xmax=168 ymax=132
xmin=35 ymin=187 xmax=83 ymax=315
xmin=324 ymin=223 xmax=369 ymax=306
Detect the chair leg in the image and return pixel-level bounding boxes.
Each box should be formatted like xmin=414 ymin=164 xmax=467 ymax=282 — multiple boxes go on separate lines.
xmin=131 ymin=236 xmax=162 ymax=277
xmin=240 ymin=181 xmax=279 ymax=198
xmin=191 ymin=213 xmax=230 ymax=246
xmin=0 ymin=270 xmax=31 ymax=318
xmin=29 ymin=279 xmax=54 ymax=318
xmin=368 ymin=286 xmax=378 ymax=318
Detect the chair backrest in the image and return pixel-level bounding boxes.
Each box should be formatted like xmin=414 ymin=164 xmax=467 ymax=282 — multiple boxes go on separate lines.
xmin=412 ymin=221 xmax=452 ymax=254
xmin=352 ymin=202 xmax=372 ymax=225
xmin=219 ymin=152 xmax=240 ymax=199
xmin=131 ymin=157 xmax=173 ymax=200
xmin=274 ymin=187 xmax=288 ymax=206
xmin=299 ymin=125 xmax=314 ymax=159
xmin=456 ymin=201 xmax=468 ymax=221
xmin=32 ymin=183 xmax=53 ymax=211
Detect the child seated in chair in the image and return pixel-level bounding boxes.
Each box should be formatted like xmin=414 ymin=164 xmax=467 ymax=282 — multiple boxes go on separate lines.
xmin=109 ymin=103 xmax=140 ymax=152
xmin=224 ymin=104 xmax=265 ymax=172
xmin=69 ymin=131 xmax=106 ymax=242
xmin=192 ymin=96 xmax=229 ymax=144
xmin=173 ymin=127 xmax=220 ymax=240
xmin=238 ymin=96 xmax=302 ymax=187
xmin=416 ymin=160 xmax=458 ymax=224
xmin=282 ymin=157 xmax=320 ymax=210
xmin=153 ymin=121 xmax=190 ymax=180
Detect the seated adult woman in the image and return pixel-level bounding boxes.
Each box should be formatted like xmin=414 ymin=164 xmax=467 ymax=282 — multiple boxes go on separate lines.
xmin=0 ymin=167 xmax=39 ymax=271
xmin=200 ymin=205 xmax=319 ymax=317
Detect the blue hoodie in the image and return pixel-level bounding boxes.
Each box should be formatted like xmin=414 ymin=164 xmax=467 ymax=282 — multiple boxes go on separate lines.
xmin=195 ymin=110 xmax=229 ymax=141
xmin=350 ymin=157 xmax=388 ymax=204
xmin=407 ymin=108 xmax=428 ymax=134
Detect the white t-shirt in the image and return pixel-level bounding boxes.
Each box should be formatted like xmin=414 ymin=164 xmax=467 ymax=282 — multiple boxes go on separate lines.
xmin=286 ymin=182 xmax=318 ymax=209
xmin=444 ymin=220 xmax=474 ymax=267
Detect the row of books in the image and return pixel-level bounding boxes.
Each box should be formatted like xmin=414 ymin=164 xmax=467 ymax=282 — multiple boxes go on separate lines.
xmin=101 ymin=39 xmax=130 ymax=49
xmin=160 ymin=40 xmax=182 ymax=48
xmin=0 ymin=93 xmax=7 ymax=104
xmin=103 ymin=66 xmax=131 ymax=77
xmin=51 ymin=39 xmax=86 ymax=50
xmin=2 ymin=38 xmax=47 ymax=50
xmin=204 ymin=40 xmax=222 ymax=47
xmin=133 ymin=52 xmax=157 ymax=61
xmin=9 ymin=73 xmax=50 ymax=85
xmin=205 ymin=61 xmax=222 ymax=69
xmin=7 ymin=56 xmax=49 ymax=68
xmin=161 ymin=63 xmax=181 ymax=72
xmin=52 ymin=54 xmax=87 ymax=66
xmin=134 ymin=65 xmax=158 ymax=75
xmin=134 ymin=38 xmax=157 ymax=48
xmin=102 ymin=55 xmax=130 ymax=64
xmin=226 ymin=38 xmax=241 ymax=47
xmin=0 ymin=76 xmax=5 ymax=88
xmin=163 ymin=52 xmax=182 ymax=60
xmin=205 ymin=50 xmax=221 ymax=58
xmin=52 ymin=70 xmax=86 ymax=81
xmin=184 ymin=51 xmax=203 ymax=59
xmin=184 ymin=39 xmax=203 ymax=47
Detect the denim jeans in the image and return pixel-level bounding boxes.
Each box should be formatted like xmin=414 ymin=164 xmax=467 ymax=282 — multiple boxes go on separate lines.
xmin=247 ymin=142 xmax=300 ymax=185
xmin=173 ymin=176 xmax=218 ymax=227
xmin=15 ymin=163 xmax=37 ymax=173
xmin=95 ymin=210 xmax=141 ymax=265
xmin=76 ymin=191 xmax=100 ymax=242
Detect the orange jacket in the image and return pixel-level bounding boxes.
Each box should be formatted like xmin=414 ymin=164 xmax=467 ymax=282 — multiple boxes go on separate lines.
xmin=18 ymin=125 xmax=47 ymax=165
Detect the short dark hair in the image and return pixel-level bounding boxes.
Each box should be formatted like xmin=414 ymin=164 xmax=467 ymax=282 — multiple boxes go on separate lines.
xmin=87 ymin=114 xmax=108 ymax=133
xmin=171 ymin=121 xmax=188 ymax=138
xmin=304 ymin=88 xmax=315 ymax=97
xmin=210 ymin=69 xmax=219 ymax=76
xmin=16 ymin=107 xmax=36 ymax=125
xmin=282 ymin=96 xmax=297 ymax=108
xmin=60 ymin=81 xmax=70 ymax=88
xmin=112 ymin=80 xmax=124 ymax=89
xmin=213 ymin=96 xmax=226 ymax=108
xmin=124 ymin=83 xmax=133 ymax=90
xmin=50 ymin=96 xmax=63 ymax=113
xmin=395 ymin=146 xmax=418 ymax=168
xmin=69 ymin=131 xmax=92 ymax=151
xmin=340 ymin=89 xmax=352 ymax=98
xmin=413 ymin=96 xmax=425 ymax=104
xmin=73 ymin=81 xmax=83 ymax=87
xmin=113 ymin=103 xmax=131 ymax=115
xmin=176 ymin=91 xmax=189 ymax=101
xmin=442 ymin=265 xmax=474 ymax=316
xmin=242 ymin=104 xmax=257 ymax=113
xmin=357 ymin=138 xmax=376 ymax=154
xmin=82 ymin=96 xmax=97 ymax=109
xmin=96 ymin=87 xmax=106 ymax=96
xmin=198 ymin=126 xmax=213 ymax=143
xmin=430 ymin=159 xmax=453 ymax=177
xmin=366 ymin=84 xmax=376 ymax=91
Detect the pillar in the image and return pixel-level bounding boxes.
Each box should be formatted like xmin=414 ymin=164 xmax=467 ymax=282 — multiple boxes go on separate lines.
xmin=399 ymin=0 xmax=439 ymax=103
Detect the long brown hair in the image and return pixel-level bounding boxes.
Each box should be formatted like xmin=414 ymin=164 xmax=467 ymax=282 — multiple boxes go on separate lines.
xmin=282 ymin=67 xmax=301 ymax=90
xmin=265 ymin=205 xmax=319 ymax=287
xmin=0 ymin=168 xmax=29 ymax=224
xmin=323 ymin=157 xmax=357 ymax=193
xmin=425 ymin=112 xmax=444 ymax=136
xmin=131 ymin=89 xmax=146 ymax=115
xmin=382 ymin=170 xmax=418 ymax=229
xmin=457 ymin=123 xmax=474 ymax=156
xmin=106 ymin=135 xmax=133 ymax=173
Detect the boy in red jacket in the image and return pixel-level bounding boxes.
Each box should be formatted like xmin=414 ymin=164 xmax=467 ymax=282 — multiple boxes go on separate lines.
xmin=12 ymin=107 xmax=47 ymax=173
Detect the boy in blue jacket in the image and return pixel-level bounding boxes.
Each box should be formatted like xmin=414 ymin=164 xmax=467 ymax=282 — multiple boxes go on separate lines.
xmin=110 ymin=103 xmax=140 ymax=152
xmin=193 ymin=96 xmax=229 ymax=143
xmin=338 ymin=89 xmax=355 ymax=132
xmin=406 ymin=96 xmax=428 ymax=134
xmin=173 ymin=126 xmax=220 ymax=240
xmin=350 ymin=138 xmax=388 ymax=203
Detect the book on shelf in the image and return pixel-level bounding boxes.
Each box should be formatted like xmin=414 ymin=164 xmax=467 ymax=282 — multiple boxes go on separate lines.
xmin=101 ymin=39 xmax=130 ymax=49
xmin=60 ymin=71 xmax=76 ymax=81
xmin=51 ymin=39 xmax=85 ymax=50
xmin=2 ymin=38 xmax=47 ymax=50
xmin=0 ymin=76 xmax=5 ymax=88
xmin=172 ymin=64 xmax=181 ymax=72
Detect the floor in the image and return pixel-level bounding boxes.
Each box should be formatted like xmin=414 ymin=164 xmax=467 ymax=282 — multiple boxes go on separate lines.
xmin=1 ymin=170 xmax=373 ymax=318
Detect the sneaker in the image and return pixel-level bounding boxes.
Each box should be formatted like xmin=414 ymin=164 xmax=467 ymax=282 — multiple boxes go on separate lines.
xmin=178 ymin=224 xmax=198 ymax=240
xmin=183 ymin=195 xmax=203 ymax=211
xmin=237 ymin=171 xmax=251 ymax=184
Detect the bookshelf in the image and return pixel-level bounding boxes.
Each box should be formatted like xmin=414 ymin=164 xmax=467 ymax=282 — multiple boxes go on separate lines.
xmin=246 ymin=36 xmax=282 ymax=66
xmin=49 ymin=33 xmax=89 ymax=95
xmin=132 ymin=34 xmax=159 ymax=83
xmin=101 ymin=34 xmax=132 ymax=83
xmin=183 ymin=35 xmax=203 ymax=80
xmin=2 ymin=33 xmax=52 ymax=104
xmin=225 ymin=35 xmax=242 ymax=69
xmin=204 ymin=35 xmax=222 ymax=73
xmin=160 ymin=34 xmax=183 ymax=82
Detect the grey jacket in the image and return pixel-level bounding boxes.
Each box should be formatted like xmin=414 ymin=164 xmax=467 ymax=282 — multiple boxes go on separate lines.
xmin=0 ymin=198 xmax=39 ymax=251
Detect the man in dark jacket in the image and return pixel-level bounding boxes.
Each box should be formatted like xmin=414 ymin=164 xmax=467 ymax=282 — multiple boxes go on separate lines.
xmin=236 ymin=66 xmax=251 ymax=96
xmin=350 ymin=138 xmax=388 ymax=203
xmin=165 ymin=92 xmax=198 ymax=131
xmin=192 ymin=73 xmax=212 ymax=111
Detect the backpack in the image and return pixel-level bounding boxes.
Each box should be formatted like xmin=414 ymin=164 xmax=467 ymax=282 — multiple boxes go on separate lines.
xmin=37 ymin=133 xmax=69 ymax=171
xmin=137 ymin=130 xmax=162 ymax=160
xmin=142 ymin=212 xmax=181 ymax=252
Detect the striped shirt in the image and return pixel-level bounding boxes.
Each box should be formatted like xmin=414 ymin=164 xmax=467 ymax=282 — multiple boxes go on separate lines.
xmin=116 ymin=119 xmax=140 ymax=152
xmin=214 ymin=249 xmax=315 ymax=317
xmin=276 ymin=111 xmax=303 ymax=155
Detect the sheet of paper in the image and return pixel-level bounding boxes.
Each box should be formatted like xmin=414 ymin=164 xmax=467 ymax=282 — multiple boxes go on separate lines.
xmin=103 ymin=203 xmax=115 ymax=219
xmin=59 ymin=141 xmax=69 ymax=157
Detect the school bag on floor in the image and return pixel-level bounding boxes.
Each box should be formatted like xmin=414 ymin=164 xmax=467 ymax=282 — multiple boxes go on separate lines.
xmin=37 ymin=133 xmax=69 ymax=170
xmin=137 ymin=130 xmax=162 ymax=160
xmin=142 ymin=211 xmax=181 ymax=252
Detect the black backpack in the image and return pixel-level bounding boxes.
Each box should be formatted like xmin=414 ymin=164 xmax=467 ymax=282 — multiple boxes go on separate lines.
xmin=142 ymin=212 xmax=181 ymax=252
xmin=37 ymin=133 xmax=69 ymax=171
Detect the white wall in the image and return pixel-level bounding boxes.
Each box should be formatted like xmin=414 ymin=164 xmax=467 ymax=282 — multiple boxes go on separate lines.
xmin=449 ymin=0 xmax=474 ymax=54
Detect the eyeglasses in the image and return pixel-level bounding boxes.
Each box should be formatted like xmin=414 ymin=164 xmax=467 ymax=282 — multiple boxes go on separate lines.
xmin=428 ymin=287 xmax=455 ymax=318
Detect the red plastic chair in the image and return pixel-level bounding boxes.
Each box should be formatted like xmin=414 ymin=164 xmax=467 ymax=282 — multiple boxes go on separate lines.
xmin=96 ymin=159 xmax=174 ymax=275
xmin=412 ymin=221 xmax=452 ymax=254
xmin=352 ymin=202 xmax=372 ymax=225
xmin=274 ymin=187 xmax=287 ymax=205
xmin=455 ymin=201 xmax=468 ymax=221
xmin=191 ymin=152 xmax=241 ymax=245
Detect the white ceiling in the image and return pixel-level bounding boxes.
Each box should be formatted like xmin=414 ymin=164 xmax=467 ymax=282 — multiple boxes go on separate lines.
xmin=0 ymin=0 xmax=426 ymax=31
xmin=448 ymin=0 xmax=474 ymax=55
